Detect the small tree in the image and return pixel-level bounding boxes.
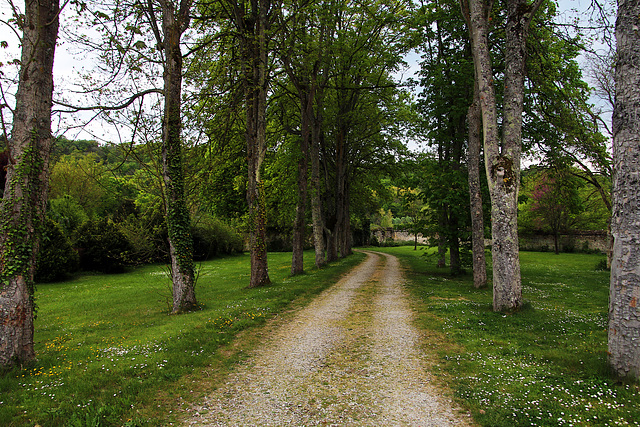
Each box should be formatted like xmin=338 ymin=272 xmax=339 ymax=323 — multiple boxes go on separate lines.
xmin=526 ymin=170 xmax=582 ymax=254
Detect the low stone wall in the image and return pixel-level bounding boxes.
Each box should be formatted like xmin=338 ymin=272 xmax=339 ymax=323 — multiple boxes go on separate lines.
xmin=519 ymin=231 xmax=608 ymax=253
xmin=372 ymin=228 xmax=608 ymax=254
xmin=372 ymin=228 xmax=429 ymax=245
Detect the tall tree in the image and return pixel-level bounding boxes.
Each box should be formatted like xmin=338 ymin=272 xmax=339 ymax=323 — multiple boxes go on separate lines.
xmin=279 ymin=0 xmax=317 ymax=274
xmin=227 ymin=0 xmax=273 ymax=287
xmin=415 ymin=0 xmax=473 ymax=275
xmin=608 ymin=0 xmax=640 ymax=380
xmin=151 ymin=0 xmax=198 ymax=312
xmin=52 ymin=0 xmax=198 ymax=312
xmin=463 ymin=0 xmax=544 ymax=311
xmin=321 ymin=0 xmax=411 ymax=261
xmin=0 ymin=0 xmax=60 ymax=366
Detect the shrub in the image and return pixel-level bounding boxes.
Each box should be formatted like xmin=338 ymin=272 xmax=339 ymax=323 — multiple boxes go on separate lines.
xmin=117 ymin=213 xmax=168 ymax=265
xmin=48 ymin=195 xmax=89 ymax=236
xmin=191 ymin=215 xmax=244 ymax=261
xmin=75 ymin=219 xmax=133 ymax=273
xmin=36 ymin=218 xmax=79 ymax=282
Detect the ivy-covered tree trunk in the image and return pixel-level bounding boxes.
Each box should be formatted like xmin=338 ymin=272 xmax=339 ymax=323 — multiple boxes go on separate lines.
xmin=242 ymin=0 xmax=271 ymax=288
xmin=0 ymin=0 xmax=59 ymax=367
xmin=158 ymin=0 xmax=197 ymax=313
xmin=608 ymin=0 xmax=640 ymax=380
xmin=467 ymin=82 xmax=487 ymax=288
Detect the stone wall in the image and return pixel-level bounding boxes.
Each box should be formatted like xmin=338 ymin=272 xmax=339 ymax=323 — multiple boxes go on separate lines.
xmin=372 ymin=228 xmax=429 ymax=245
xmin=518 ymin=231 xmax=608 ymax=253
xmin=372 ymin=228 xmax=608 ymax=254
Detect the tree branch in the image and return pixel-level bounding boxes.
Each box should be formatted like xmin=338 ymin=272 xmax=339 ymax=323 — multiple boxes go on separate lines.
xmin=53 ymin=88 xmax=164 ymax=112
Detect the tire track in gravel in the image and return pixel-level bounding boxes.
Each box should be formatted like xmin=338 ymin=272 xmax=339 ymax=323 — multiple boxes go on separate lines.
xmin=183 ymin=251 xmax=473 ymax=426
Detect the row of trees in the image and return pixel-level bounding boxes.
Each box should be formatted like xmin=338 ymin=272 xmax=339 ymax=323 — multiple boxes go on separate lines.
xmin=1 ymin=0 xmax=638 ymax=380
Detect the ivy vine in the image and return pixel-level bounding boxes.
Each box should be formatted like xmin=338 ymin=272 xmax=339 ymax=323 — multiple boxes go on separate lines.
xmin=0 ymin=128 xmax=46 ymax=314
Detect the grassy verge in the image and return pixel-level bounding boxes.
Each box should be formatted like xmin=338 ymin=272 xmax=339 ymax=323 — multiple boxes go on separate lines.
xmin=374 ymin=246 xmax=640 ymax=427
xmin=0 ymin=251 xmax=364 ymax=426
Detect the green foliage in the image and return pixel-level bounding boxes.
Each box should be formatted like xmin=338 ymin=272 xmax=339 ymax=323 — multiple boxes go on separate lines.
xmin=35 ymin=218 xmax=79 ymax=283
xmin=191 ymin=215 xmax=244 ymax=261
xmin=74 ymin=219 xmax=133 ymax=274
xmin=116 ymin=211 xmax=168 ymax=265
xmin=0 ymin=252 xmax=364 ymax=426
xmin=380 ymin=209 xmax=393 ymax=228
xmin=48 ymin=195 xmax=89 ymax=236
xmin=48 ymin=153 xmax=112 ymax=217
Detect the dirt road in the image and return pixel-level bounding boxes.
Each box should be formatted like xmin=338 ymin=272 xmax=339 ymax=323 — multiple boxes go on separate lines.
xmin=183 ymin=250 xmax=472 ymax=426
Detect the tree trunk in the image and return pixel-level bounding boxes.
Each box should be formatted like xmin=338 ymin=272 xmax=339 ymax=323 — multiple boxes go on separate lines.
xmin=158 ymin=0 xmax=197 ymax=313
xmin=291 ymin=89 xmax=310 ymax=276
xmin=449 ymin=211 xmax=461 ymax=276
xmin=341 ymin=179 xmax=353 ymax=257
xmin=0 ymin=0 xmax=59 ymax=367
xmin=467 ymin=84 xmax=487 ymax=288
xmin=608 ymin=0 xmax=640 ymax=380
xmin=309 ymin=76 xmax=326 ymax=268
xmin=437 ymin=208 xmax=447 ymax=268
xmin=333 ymin=127 xmax=347 ymax=259
xmin=243 ymin=0 xmax=270 ymax=288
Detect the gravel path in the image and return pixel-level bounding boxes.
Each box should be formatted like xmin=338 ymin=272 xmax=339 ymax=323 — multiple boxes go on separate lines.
xmin=183 ymin=250 xmax=473 ymax=426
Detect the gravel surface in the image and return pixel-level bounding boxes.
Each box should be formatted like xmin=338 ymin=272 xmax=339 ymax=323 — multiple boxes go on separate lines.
xmin=183 ymin=250 xmax=473 ymax=426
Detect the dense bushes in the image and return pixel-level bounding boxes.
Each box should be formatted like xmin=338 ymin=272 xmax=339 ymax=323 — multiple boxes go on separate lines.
xmin=191 ymin=215 xmax=244 ymax=261
xmin=35 ymin=219 xmax=79 ymax=282
xmin=35 ymin=210 xmax=244 ymax=281
xmin=75 ymin=219 xmax=133 ymax=274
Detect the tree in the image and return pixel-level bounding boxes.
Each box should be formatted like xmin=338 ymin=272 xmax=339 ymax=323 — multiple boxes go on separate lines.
xmin=415 ymin=0 xmax=473 ymax=275
xmin=320 ymin=0 xmax=411 ymax=261
xmin=55 ymin=0 xmax=198 ymax=312
xmin=608 ymin=0 xmax=640 ymax=380
xmin=521 ymin=168 xmax=584 ymax=254
xmin=462 ymin=0 xmax=545 ymax=311
xmin=0 ymin=0 xmax=60 ymax=367
xmin=279 ymin=0 xmax=316 ymax=274
xmin=229 ymin=0 xmax=274 ymax=288
xmin=152 ymin=0 xmax=198 ymax=312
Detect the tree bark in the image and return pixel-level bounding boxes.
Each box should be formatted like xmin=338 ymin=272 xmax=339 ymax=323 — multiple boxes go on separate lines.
xmin=467 ymin=83 xmax=487 ymax=288
xmin=309 ymin=74 xmax=326 ymax=268
xmin=241 ymin=0 xmax=271 ymax=288
xmin=437 ymin=208 xmax=447 ymax=268
xmin=608 ymin=0 xmax=640 ymax=380
xmin=291 ymin=88 xmax=311 ymax=276
xmin=0 ymin=0 xmax=59 ymax=367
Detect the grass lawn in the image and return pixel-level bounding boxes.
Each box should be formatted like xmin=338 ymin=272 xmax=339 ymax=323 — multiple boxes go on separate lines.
xmin=375 ymin=246 xmax=640 ymax=427
xmin=0 ymin=251 xmax=364 ymax=426
xmin=3 ymin=247 xmax=639 ymax=427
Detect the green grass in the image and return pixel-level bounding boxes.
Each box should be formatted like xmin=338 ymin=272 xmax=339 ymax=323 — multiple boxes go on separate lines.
xmin=375 ymin=246 xmax=640 ymax=427
xmin=0 ymin=251 xmax=364 ymax=426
